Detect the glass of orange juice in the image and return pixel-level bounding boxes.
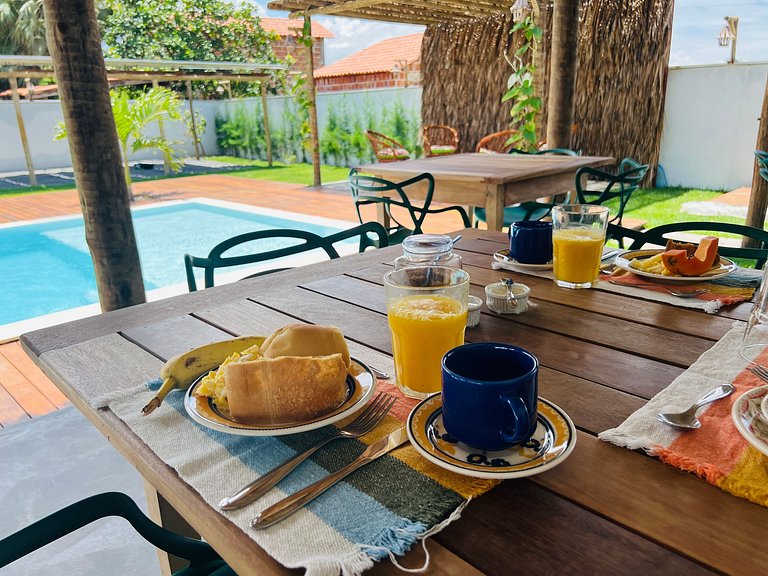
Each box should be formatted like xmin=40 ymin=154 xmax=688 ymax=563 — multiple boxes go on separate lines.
xmin=383 ymin=266 xmax=470 ymax=398
xmin=552 ymin=205 xmax=610 ymax=289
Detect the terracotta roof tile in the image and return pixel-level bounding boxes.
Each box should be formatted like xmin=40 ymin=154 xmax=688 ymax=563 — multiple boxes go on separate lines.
xmin=260 ymin=17 xmax=334 ymax=39
xmin=314 ymin=33 xmax=422 ymax=78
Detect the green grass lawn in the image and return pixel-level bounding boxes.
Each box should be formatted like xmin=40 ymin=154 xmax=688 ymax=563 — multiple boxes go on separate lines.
xmin=604 ymin=186 xmax=745 ymax=228
xmin=0 ymin=157 xmax=350 ymax=198
xmin=208 ymin=156 xmax=350 ymax=185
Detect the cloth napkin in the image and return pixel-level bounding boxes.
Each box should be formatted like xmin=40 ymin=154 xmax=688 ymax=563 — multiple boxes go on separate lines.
xmin=600 ymin=267 xmax=761 ymax=313
xmin=599 ymin=325 xmax=768 ymax=507
xmin=104 ymin=377 xmax=499 ymax=575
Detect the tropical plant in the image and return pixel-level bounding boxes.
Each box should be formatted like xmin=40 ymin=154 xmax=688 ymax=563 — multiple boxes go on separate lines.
xmin=54 ymin=86 xmax=184 ymax=197
xmin=503 ymin=13 xmax=542 ymax=150
xmin=0 ymin=0 xmax=46 ymax=54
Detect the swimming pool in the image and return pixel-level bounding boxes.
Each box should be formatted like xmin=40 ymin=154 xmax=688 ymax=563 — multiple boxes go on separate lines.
xmin=0 ymin=199 xmax=356 ymax=330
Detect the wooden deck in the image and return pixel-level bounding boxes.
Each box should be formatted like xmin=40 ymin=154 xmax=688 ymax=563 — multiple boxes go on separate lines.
xmin=0 ymin=340 xmax=70 ymax=427
xmin=0 ymin=173 xmax=469 ymax=427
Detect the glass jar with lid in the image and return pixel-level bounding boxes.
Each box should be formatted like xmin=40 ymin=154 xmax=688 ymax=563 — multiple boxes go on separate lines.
xmin=393 ymin=234 xmax=462 ymax=270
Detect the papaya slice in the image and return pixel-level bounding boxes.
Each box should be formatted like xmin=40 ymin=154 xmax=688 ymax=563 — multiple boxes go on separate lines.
xmin=660 ymin=236 xmax=720 ymax=276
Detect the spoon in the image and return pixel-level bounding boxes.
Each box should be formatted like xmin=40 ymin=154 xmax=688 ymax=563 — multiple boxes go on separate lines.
xmin=502 ymin=278 xmax=518 ymax=309
xmin=370 ymin=366 xmax=390 ymax=379
xmin=656 ymin=384 xmax=735 ymax=429
xmin=607 ymin=280 xmax=709 ymax=298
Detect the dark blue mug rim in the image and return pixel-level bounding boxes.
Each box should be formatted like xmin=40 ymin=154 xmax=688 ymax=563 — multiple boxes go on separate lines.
xmin=510 ymin=221 xmax=553 ymax=230
xmin=441 ymin=342 xmax=538 ymax=384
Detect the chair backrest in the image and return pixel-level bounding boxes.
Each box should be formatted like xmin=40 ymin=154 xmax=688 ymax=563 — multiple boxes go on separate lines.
xmin=423 ymin=125 xmax=459 ymax=157
xmin=757 ymin=150 xmax=768 ymax=182
xmin=184 ymin=222 xmax=389 ymax=291
xmin=508 ymin=147 xmax=581 ymax=156
xmin=0 ymin=492 xmax=228 ymax=575
xmin=575 ymin=157 xmax=649 ymax=224
xmin=626 ymin=221 xmax=768 ymax=269
xmin=348 ymin=169 xmax=436 ymax=237
xmin=476 ymin=130 xmax=517 ymax=154
xmin=365 ymin=130 xmax=410 ymax=162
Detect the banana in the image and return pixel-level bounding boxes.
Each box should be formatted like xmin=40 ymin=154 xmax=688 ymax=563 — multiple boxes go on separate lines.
xmin=141 ymin=335 xmax=265 ymax=415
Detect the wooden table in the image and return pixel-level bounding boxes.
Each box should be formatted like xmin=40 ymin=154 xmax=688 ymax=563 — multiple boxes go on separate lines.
xmin=21 ymin=228 xmax=767 ymax=576
xmin=356 ymin=154 xmax=613 ymax=231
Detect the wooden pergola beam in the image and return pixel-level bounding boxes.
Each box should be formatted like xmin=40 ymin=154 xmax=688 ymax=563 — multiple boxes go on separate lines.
xmin=0 ymin=70 xmax=271 ymax=82
xmin=272 ymin=0 xmax=509 ymax=23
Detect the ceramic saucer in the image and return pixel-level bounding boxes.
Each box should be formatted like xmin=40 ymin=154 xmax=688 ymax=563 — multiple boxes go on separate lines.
xmin=731 ymin=384 xmax=768 ymax=457
xmin=407 ymin=393 xmax=576 ymax=479
xmin=493 ymin=249 xmax=553 ymax=271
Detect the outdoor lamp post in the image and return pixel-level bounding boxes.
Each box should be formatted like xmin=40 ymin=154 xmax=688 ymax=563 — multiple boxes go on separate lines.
xmin=717 ymin=16 xmax=739 ymax=64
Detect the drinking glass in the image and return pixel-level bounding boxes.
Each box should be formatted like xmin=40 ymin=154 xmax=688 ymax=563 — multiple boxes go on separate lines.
xmin=552 ymin=204 xmax=610 ymax=289
xmin=383 ymin=266 xmax=470 ymax=398
xmin=741 ymin=265 xmax=768 ymax=367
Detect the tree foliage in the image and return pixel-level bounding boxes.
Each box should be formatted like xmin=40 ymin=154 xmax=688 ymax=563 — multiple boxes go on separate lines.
xmin=0 ymin=0 xmax=46 ymax=54
xmin=101 ymin=0 xmax=283 ymax=96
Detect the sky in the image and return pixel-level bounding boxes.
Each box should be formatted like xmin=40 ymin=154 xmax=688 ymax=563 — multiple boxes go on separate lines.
xmin=252 ymin=0 xmax=768 ymax=67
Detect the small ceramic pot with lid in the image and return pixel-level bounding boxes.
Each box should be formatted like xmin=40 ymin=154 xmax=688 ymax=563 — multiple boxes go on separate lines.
xmin=393 ymin=234 xmax=462 ymax=270
xmin=466 ymin=295 xmax=483 ymax=327
xmin=485 ymin=279 xmax=531 ymax=314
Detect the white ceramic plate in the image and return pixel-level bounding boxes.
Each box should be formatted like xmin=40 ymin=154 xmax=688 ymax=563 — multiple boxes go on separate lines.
xmin=731 ymin=385 xmax=768 ymax=457
xmin=493 ymin=249 xmax=553 ymax=271
xmin=407 ymin=393 xmax=576 ymax=479
xmin=184 ymin=358 xmax=376 ymax=436
xmin=614 ymin=249 xmax=737 ymax=283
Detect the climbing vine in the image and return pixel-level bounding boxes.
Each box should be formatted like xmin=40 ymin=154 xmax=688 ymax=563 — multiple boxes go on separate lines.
xmin=502 ymin=13 xmax=542 ymax=151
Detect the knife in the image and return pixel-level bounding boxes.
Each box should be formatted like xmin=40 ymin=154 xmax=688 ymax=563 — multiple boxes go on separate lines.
xmin=251 ymin=426 xmax=409 ymax=529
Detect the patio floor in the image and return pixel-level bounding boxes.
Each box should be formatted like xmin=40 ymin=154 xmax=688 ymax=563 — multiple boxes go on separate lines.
xmin=0 ymin=173 xmax=469 ymax=428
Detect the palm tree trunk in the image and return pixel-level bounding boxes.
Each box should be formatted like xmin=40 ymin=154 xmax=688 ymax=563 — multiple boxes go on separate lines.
xmin=744 ymin=75 xmax=768 ymax=248
xmin=43 ymin=0 xmax=146 ymax=311
xmin=546 ymin=0 xmax=579 ymax=149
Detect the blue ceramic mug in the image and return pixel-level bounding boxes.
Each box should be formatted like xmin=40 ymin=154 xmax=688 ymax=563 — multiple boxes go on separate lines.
xmin=509 ymin=221 xmax=553 ymax=264
xmin=441 ymin=343 xmax=538 ymax=451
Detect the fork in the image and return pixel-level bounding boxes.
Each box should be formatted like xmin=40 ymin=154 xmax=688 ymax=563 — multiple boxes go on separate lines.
xmin=218 ymin=392 xmax=396 ymax=511
xmin=747 ymin=363 xmax=768 ymax=383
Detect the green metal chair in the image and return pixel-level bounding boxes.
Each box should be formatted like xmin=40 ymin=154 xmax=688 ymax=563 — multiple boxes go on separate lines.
xmin=184 ymin=222 xmax=388 ymax=291
xmin=473 ymin=147 xmax=581 ymax=228
xmin=348 ymin=169 xmax=471 ymax=248
xmin=757 ymin=150 xmax=768 ymax=182
xmin=507 ymin=147 xmax=581 ymax=156
xmin=575 ymin=157 xmax=649 ymax=230
xmin=615 ymin=221 xmax=768 ymax=269
xmin=0 ymin=492 xmax=234 ymax=575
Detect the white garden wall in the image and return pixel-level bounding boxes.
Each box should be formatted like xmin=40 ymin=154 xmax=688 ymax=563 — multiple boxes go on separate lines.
xmin=1 ymin=68 xmax=766 ymax=190
xmin=660 ymin=62 xmax=768 ymax=191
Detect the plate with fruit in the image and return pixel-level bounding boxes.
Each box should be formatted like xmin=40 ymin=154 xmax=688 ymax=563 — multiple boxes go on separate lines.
xmin=614 ymin=237 xmax=736 ymax=283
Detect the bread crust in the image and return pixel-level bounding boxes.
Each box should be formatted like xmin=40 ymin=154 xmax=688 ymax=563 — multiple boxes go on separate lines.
xmin=224 ymin=353 xmax=348 ymax=425
xmin=261 ymin=325 xmax=351 ymax=369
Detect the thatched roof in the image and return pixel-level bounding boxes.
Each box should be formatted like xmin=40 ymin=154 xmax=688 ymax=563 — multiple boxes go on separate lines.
xmin=266 ymin=0 xmax=513 ymax=25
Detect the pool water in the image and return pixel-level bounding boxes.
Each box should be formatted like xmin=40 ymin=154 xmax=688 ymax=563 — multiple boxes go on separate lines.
xmin=0 ymin=200 xmax=354 ymax=326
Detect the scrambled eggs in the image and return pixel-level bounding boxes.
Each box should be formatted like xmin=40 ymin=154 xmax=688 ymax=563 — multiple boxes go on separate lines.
xmin=196 ymin=343 xmax=262 ymax=411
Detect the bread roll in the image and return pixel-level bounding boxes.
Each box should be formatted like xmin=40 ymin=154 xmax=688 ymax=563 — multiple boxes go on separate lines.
xmin=261 ymin=324 xmax=351 ymax=369
xmin=224 ymin=353 xmax=348 ymax=425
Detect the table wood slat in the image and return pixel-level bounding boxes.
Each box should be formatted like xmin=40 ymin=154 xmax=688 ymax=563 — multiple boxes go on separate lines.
xmin=435 ymin=479 xmax=717 ymax=576
xmin=532 ymin=434 xmax=768 ymax=576
xmin=306 ymin=274 xmax=715 ymax=367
